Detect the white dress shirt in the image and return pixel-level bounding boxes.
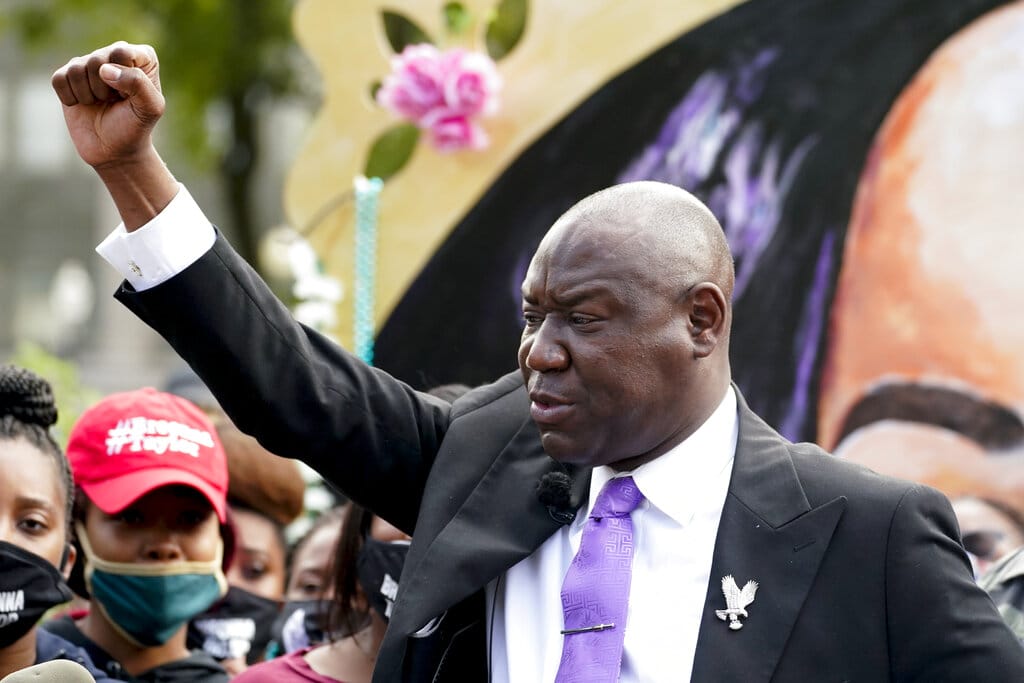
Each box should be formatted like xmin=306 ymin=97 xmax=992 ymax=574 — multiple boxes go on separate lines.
xmin=96 ymin=184 xmax=214 ymax=290
xmin=487 ymin=389 xmax=737 ymax=682
xmin=96 ymin=186 xmax=740 ymax=682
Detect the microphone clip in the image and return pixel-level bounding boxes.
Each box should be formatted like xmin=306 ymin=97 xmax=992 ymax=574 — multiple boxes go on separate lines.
xmin=548 ymin=507 xmax=576 ymax=525
xmin=537 ymin=470 xmax=576 ymax=526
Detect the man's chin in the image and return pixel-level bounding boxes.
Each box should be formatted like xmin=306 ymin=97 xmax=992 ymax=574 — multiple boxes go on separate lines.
xmin=540 ymin=431 xmax=650 ymax=470
xmin=539 ymin=431 xmax=595 ymax=466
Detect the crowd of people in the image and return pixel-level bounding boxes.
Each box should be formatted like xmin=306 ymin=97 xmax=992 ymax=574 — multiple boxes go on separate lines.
xmin=2 ymin=37 xmax=1024 ymax=682
xmin=0 ymin=365 xmax=443 ymax=681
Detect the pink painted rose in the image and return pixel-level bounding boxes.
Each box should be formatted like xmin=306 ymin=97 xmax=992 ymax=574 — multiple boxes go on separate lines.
xmin=440 ymin=48 xmax=501 ymax=117
xmin=376 ymin=44 xmax=501 ymax=151
xmin=376 ymin=44 xmax=446 ymax=125
xmin=427 ymin=114 xmax=489 ymax=152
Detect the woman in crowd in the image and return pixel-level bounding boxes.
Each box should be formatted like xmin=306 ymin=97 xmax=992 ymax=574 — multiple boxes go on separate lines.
xmin=42 ymin=388 xmax=233 ymax=682
xmin=0 ymin=364 xmax=112 ymax=679
xmin=234 ymin=503 xmax=410 ymax=682
xmin=266 ymin=505 xmax=348 ymax=658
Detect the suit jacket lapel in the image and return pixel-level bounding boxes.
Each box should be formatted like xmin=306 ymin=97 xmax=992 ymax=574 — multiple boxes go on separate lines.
xmin=690 ymin=394 xmax=846 ymax=683
xmin=391 ymin=414 xmax=590 ymax=638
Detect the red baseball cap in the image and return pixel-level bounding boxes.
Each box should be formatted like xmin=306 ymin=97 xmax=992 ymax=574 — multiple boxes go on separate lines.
xmin=67 ymin=388 xmax=228 ymax=522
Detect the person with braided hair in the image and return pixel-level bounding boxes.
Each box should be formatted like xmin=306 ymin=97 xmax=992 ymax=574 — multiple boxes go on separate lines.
xmin=0 ymin=364 xmax=113 ymax=680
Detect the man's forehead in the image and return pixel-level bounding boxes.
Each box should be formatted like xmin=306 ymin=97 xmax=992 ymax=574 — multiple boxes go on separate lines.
xmin=532 ymin=221 xmax=657 ymax=281
xmin=524 ymin=235 xmax=639 ymax=287
xmin=546 ymin=212 xmax=656 ymax=252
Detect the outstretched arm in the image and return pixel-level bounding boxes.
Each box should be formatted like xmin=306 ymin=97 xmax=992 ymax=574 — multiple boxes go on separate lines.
xmin=52 ymin=42 xmax=453 ymax=532
xmin=52 ymin=41 xmax=177 ymax=230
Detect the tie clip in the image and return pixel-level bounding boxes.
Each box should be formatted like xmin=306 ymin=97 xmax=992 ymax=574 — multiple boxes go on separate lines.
xmin=560 ymin=623 xmax=615 ymax=635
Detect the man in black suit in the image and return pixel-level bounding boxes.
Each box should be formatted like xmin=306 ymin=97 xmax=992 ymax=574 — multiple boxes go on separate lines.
xmin=53 ymin=42 xmax=1024 ymax=682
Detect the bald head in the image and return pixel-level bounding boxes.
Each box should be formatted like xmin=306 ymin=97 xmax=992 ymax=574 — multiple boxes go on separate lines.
xmin=520 ymin=181 xmax=735 ymax=469
xmin=544 ymin=181 xmax=735 ymax=302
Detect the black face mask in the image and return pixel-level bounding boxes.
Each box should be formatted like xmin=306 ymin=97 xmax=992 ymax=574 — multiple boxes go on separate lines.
xmin=267 ymin=598 xmax=332 ymax=655
xmin=0 ymin=541 xmax=73 ymax=648
xmin=356 ymin=539 xmax=409 ymax=622
xmin=187 ymin=586 xmax=281 ymax=664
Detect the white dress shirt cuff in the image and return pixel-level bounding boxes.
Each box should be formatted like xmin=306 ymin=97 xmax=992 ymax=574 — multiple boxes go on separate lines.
xmin=95 ymin=183 xmax=216 ymax=291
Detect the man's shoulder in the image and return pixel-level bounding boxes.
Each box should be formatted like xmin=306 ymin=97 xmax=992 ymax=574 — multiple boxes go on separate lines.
xmin=772 ymin=433 xmax=938 ymax=516
xmin=768 ymin=439 xmax=959 ymax=552
xmin=737 ymin=398 xmax=923 ymax=509
xmin=448 ymin=371 xmax=525 ymax=420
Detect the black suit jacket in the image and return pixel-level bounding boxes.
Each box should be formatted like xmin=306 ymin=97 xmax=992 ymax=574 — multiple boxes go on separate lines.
xmin=117 ymin=235 xmax=1024 ymax=681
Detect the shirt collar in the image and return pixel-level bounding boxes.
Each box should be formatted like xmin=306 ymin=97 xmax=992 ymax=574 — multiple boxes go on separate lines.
xmin=586 ymin=386 xmax=738 ymax=528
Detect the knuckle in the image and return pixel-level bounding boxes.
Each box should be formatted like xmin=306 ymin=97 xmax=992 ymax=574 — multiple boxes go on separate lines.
xmin=108 ymin=44 xmax=133 ymax=66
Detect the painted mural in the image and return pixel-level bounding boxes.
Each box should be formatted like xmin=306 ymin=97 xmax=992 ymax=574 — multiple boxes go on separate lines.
xmin=288 ymin=0 xmax=1024 ymax=515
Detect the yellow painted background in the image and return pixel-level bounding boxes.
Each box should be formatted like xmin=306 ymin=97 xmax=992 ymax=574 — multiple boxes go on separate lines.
xmin=285 ymin=0 xmax=742 ymax=348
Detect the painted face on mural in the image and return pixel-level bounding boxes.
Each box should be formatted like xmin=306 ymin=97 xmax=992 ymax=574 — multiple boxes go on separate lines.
xmin=518 ymin=182 xmax=733 ymax=470
xmin=819 ymin=2 xmax=1024 ymax=513
xmin=951 ymin=496 xmax=1024 ymax=576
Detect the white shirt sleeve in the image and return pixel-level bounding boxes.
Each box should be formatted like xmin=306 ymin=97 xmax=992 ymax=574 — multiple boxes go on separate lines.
xmin=95 ymin=183 xmax=216 ymax=291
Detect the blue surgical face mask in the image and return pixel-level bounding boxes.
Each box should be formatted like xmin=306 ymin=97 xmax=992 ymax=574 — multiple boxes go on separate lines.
xmin=76 ymin=522 xmax=228 ymax=647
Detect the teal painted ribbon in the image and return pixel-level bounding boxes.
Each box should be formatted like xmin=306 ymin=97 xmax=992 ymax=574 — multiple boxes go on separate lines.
xmin=354 ymin=176 xmax=383 ymax=365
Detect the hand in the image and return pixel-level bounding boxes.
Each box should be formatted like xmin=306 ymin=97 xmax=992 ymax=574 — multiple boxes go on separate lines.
xmin=51 ymin=42 xmax=164 ymax=170
xmin=52 ymin=42 xmax=178 ymax=230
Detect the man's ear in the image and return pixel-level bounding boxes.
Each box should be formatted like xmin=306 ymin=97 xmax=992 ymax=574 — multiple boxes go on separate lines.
xmin=687 ymin=283 xmax=728 ymax=358
xmin=60 ymin=542 xmax=77 ymax=580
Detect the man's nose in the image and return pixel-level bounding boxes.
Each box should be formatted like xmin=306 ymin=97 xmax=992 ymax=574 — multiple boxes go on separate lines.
xmin=524 ymin=321 xmax=569 ymax=372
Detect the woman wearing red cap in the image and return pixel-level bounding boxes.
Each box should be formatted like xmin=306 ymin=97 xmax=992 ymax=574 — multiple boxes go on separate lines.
xmin=42 ymin=388 xmax=233 ymax=682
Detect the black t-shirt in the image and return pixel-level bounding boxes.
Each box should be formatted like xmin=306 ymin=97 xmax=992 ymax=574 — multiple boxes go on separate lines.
xmin=41 ymin=614 xmax=229 ymax=683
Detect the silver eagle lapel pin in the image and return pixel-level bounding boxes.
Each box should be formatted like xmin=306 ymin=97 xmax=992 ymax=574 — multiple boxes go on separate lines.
xmin=716 ymin=575 xmax=759 ymax=631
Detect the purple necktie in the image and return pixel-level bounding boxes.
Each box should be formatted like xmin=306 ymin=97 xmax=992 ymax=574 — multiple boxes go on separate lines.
xmin=555 ymin=476 xmax=645 ymax=683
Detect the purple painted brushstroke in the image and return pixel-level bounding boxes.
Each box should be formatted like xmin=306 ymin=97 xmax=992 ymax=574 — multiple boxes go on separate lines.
xmin=734 ymin=48 xmax=780 ymax=104
xmin=615 ymin=46 xmax=815 ymax=302
xmin=779 ymin=230 xmax=836 ymax=441
xmin=618 ymin=72 xmax=738 ymax=187
xmin=727 ymin=131 xmax=818 ymax=297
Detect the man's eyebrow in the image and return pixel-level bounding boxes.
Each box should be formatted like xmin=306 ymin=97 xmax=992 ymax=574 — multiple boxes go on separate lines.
xmin=522 ymin=285 xmax=616 ymax=307
xmin=837 ymin=382 xmax=1024 ymax=450
xmin=553 ymin=287 xmax=614 ymax=307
